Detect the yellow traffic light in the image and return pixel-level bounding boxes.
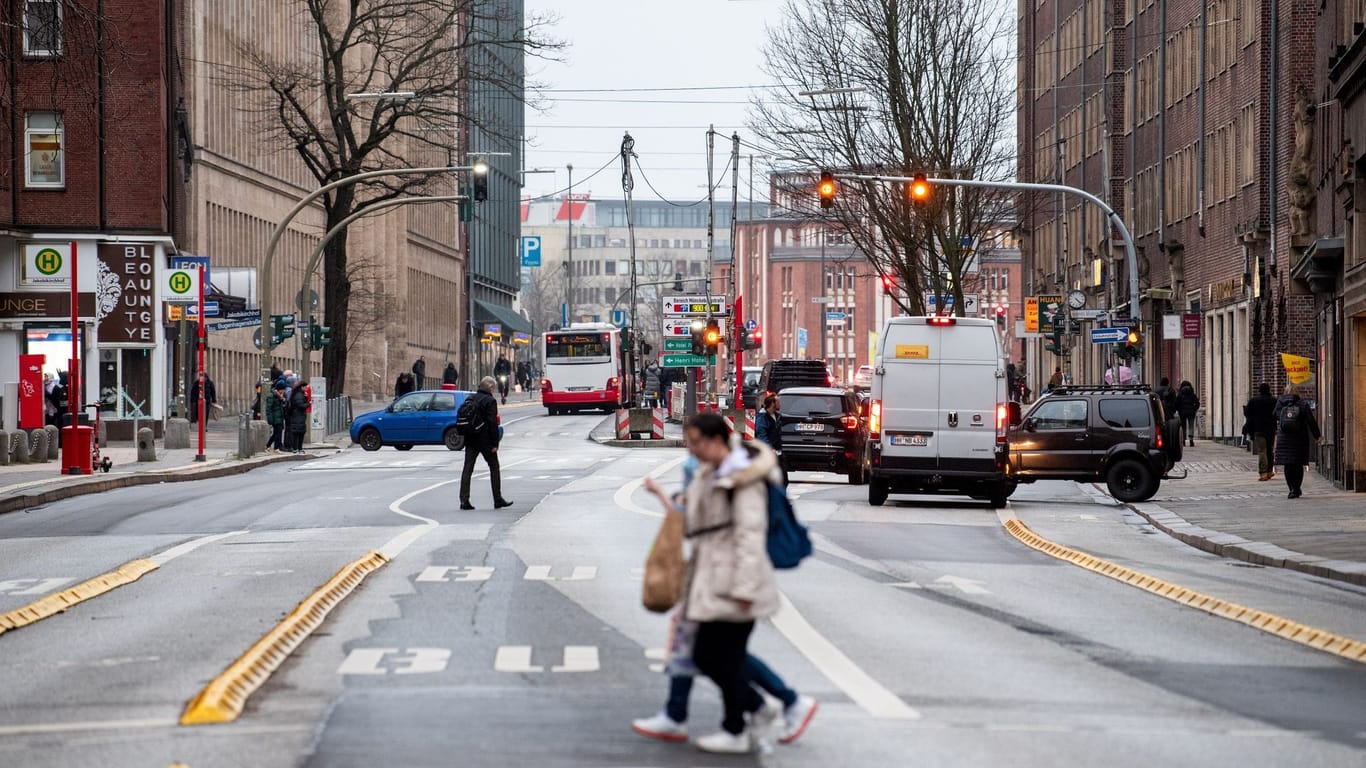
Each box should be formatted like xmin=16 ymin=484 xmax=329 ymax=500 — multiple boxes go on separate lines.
xmin=818 ymin=170 xmax=836 ymax=209
xmin=909 ymin=173 xmax=930 ymax=205
xmin=1127 ymin=329 xmax=1140 ymax=344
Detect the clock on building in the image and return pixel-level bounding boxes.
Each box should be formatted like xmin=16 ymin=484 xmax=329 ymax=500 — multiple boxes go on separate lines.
xmin=1066 ymin=289 xmax=1087 ymax=310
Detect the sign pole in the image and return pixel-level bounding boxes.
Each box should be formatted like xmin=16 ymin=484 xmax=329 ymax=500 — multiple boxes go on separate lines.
xmin=734 ymin=295 xmax=743 ymax=402
xmin=196 ymin=265 xmax=206 ymax=462
xmin=68 ymin=240 xmax=79 ymax=428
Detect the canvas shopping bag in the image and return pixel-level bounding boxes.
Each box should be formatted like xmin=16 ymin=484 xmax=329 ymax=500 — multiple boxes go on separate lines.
xmin=641 ymin=512 xmax=684 ymax=613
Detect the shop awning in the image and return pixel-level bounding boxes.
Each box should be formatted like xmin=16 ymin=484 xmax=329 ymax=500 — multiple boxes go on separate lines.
xmin=474 ymin=299 xmax=532 ymax=337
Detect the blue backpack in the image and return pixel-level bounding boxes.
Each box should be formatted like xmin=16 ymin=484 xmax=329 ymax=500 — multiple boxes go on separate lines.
xmin=723 ymin=481 xmax=812 ymax=569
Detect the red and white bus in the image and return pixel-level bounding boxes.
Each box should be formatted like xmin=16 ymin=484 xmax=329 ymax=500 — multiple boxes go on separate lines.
xmin=540 ymin=323 xmax=631 ymax=415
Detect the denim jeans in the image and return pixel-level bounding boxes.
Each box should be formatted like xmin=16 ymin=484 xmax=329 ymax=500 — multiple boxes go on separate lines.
xmin=664 ymin=653 xmax=796 ymax=723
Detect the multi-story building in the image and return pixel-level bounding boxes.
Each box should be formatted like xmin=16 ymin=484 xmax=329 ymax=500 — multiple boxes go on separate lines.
xmin=1019 ymin=0 xmax=1317 ymax=454
xmin=0 ymin=0 xmax=185 ymax=437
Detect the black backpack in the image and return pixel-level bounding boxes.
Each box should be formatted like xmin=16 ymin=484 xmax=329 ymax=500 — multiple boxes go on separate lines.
xmin=455 ymin=396 xmax=485 ymax=437
xmin=1278 ymin=402 xmax=1306 ymax=435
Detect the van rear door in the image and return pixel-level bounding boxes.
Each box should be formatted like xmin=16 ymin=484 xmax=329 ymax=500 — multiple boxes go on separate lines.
xmin=877 ymin=324 xmax=941 ymax=471
xmin=935 ymin=325 xmax=1003 ymax=471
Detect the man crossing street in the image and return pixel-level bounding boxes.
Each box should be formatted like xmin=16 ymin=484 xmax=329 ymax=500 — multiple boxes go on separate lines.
xmin=459 ymin=376 xmax=513 ymax=511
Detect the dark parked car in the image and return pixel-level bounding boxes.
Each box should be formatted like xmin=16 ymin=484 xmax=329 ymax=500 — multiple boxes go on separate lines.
xmin=758 ymin=359 xmax=835 ymax=401
xmin=777 ymin=387 xmax=869 ymax=484
xmin=739 ymin=366 xmax=763 ymax=409
xmin=1005 ymin=385 xmax=1182 ymax=502
xmin=350 ymin=389 xmax=500 ymax=452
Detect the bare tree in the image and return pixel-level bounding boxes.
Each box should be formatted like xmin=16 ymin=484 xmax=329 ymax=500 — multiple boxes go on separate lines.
xmin=751 ymin=0 xmax=1015 ymax=315
xmin=519 ymin=263 xmax=565 ymax=334
xmin=225 ymin=0 xmax=562 ymax=391
xmin=341 ymin=248 xmax=390 ymax=362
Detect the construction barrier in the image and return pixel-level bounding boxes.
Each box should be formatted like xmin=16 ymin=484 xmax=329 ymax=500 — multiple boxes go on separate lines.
xmin=615 ymin=409 xmax=630 ymax=439
xmin=651 ymin=408 xmax=665 ymax=439
xmin=743 ymin=409 xmax=756 ymax=440
xmin=721 ymin=411 xmax=735 ymax=434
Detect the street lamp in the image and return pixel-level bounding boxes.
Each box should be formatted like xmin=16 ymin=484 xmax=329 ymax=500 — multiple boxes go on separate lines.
xmin=567 ymin=163 xmax=574 ymax=325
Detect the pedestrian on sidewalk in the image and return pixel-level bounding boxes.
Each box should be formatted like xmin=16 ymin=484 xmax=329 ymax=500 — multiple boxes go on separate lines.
xmin=631 ymin=456 xmax=816 ymax=749
xmin=442 ymin=362 xmax=459 ymax=388
xmin=412 ymin=356 xmax=427 ymax=389
xmin=285 ymin=378 xmax=310 ymax=453
xmin=1274 ymin=386 xmax=1320 ymax=499
xmin=265 ymin=380 xmax=287 ymax=452
xmin=1155 ymin=377 xmax=1178 ymax=418
xmin=673 ymin=412 xmax=782 ymax=754
xmin=1176 ymin=380 xmax=1200 ymax=446
xmin=1243 ymin=382 xmax=1279 ymax=481
xmin=395 ymin=371 xmax=415 ymax=397
xmin=458 ymin=377 xmax=512 ymax=510
xmin=754 ymin=394 xmax=787 ymax=487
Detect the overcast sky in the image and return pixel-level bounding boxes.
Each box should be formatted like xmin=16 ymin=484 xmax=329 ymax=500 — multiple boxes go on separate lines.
xmin=521 ymin=0 xmax=782 ymax=205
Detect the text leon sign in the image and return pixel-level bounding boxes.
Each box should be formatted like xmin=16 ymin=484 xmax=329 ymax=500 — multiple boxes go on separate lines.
xmin=22 ymin=243 xmax=73 ymax=285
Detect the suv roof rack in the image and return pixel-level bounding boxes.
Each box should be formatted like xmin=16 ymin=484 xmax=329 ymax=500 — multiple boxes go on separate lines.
xmin=1049 ymin=385 xmax=1152 ymax=395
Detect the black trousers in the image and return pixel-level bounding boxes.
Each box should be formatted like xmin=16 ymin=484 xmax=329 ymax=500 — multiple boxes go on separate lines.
xmin=1284 ymin=463 xmax=1305 ymax=493
xmin=459 ymin=445 xmax=502 ymax=503
xmin=692 ymin=620 xmax=762 ymax=735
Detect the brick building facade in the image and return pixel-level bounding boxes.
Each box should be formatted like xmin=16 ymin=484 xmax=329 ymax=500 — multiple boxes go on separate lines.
xmin=1020 ymin=0 xmax=1322 ymax=470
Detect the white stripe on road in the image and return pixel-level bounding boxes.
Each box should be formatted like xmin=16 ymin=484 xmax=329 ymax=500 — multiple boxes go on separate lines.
xmin=771 ymin=593 xmax=921 ymax=720
xmin=381 ymin=458 xmax=535 ymax=560
xmin=611 ymin=455 xmax=689 ymax=519
xmin=151 ymin=531 xmax=247 ymax=566
xmin=0 ymin=718 xmax=177 ymax=735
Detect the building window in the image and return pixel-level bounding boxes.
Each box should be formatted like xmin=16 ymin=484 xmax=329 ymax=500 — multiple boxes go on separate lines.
xmin=24 ymin=1 xmax=61 ymax=57
xmin=25 ymin=112 xmax=64 ymax=188
xmin=593 ymin=235 xmax=606 ymax=248
xmin=604 ymin=260 xmax=615 ymax=275
xmin=605 ymin=286 xmax=616 ymax=302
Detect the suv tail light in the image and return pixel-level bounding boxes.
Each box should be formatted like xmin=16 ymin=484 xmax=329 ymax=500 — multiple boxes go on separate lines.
xmin=1154 ymin=427 xmax=1163 ymax=450
xmin=841 ymin=414 xmax=859 ymax=431
xmin=827 ymin=374 xmax=836 ymax=386
xmin=996 ymin=403 xmax=1008 ymax=444
xmin=869 ymin=400 xmax=882 ymax=439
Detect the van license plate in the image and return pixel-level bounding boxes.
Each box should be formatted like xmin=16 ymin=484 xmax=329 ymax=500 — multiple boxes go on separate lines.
xmin=795 ymin=423 xmax=825 ymax=432
xmin=891 ymin=434 xmax=928 ymax=447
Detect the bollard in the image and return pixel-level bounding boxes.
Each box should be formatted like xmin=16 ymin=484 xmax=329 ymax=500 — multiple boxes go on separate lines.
xmin=615 ymin=409 xmax=630 ymax=439
xmin=165 ymin=418 xmax=191 ymax=449
xmin=29 ymin=429 xmax=49 ymax=463
xmin=651 ymin=408 xmax=665 ymax=440
xmin=13 ymin=431 xmax=31 ymax=464
xmin=237 ymin=412 xmax=252 ymax=458
xmin=45 ymin=425 xmax=59 ymax=460
xmin=137 ymin=427 xmax=156 ymax=462
xmin=743 ymin=409 xmax=756 ymax=440
xmin=0 ymin=430 xmax=9 ymax=466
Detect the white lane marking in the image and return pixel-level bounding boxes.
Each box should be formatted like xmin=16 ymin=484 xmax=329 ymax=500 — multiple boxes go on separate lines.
xmin=808 ymin=532 xmax=902 ymax=579
xmin=382 ymin=458 xmax=534 ymax=558
xmin=934 ymin=575 xmax=991 ymax=595
xmin=219 ymin=569 xmax=295 ymax=577
xmin=151 ymin=530 xmax=247 ymax=566
xmin=494 ymin=646 xmax=544 ymax=673
xmin=0 ymin=718 xmax=178 ymax=736
xmin=611 ymin=455 xmax=689 ymax=519
xmin=0 ymin=578 xmax=76 ymax=595
xmin=415 ymin=566 xmax=494 ymax=583
xmin=771 ymin=593 xmax=920 ymax=720
xmin=337 ymin=648 xmax=394 ymax=675
xmin=523 ymin=566 xmax=597 ymax=581
xmin=887 ymin=582 xmax=924 ymax=589
xmin=394 ymin=648 xmax=451 ymax=674
xmin=551 ymin=646 xmax=600 ymax=672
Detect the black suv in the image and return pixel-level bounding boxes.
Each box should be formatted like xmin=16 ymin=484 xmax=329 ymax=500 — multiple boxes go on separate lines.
xmin=777 ymin=387 xmax=869 ymax=484
xmin=1005 ymin=385 xmax=1182 ymax=502
xmin=758 ymin=359 xmax=834 ymax=401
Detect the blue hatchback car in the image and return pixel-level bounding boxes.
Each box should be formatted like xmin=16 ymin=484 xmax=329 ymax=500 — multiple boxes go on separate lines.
xmin=351 ymin=389 xmax=481 ymax=452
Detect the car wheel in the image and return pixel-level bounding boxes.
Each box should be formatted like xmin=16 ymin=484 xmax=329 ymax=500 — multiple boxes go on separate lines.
xmin=358 ymin=427 xmax=383 ymax=452
xmin=395 ymin=443 xmax=413 ymax=451
xmin=444 ymin=429 xmax=464 ymax=451
xmin=1106 ymin=458 xmax=1156 ymax=503
xmin=847 ymin=465 xmax=867 ymax=485
xmin=1163 ymin=418 xmax=1184 ymax=463
xmin=988 ymin=481 xmax=1015 ymax=509
xmin=869 ymin=477 xmax=889 ymax=506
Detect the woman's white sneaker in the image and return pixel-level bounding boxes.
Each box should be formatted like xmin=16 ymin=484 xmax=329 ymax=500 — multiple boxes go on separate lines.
xmin=779 ymin=695 xmax=819 ymax=744
xmin=630 ymin=712 xmax=687 ymax=743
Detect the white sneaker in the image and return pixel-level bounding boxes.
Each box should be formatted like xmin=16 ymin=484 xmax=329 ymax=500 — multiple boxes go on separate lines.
xmin=748 ymin=698 xmax=783 ymax=745
xmin=779 ymin=695 xmax=819 ymax=744
xmin=631 ymin=712 xmax=687 ymax=743
xmin=694 ymin=729 xmax=752 ymax=754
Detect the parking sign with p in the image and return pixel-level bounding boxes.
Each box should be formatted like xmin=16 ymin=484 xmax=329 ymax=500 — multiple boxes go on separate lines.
xmin=520 ymin=235 xmax=542 ymax=267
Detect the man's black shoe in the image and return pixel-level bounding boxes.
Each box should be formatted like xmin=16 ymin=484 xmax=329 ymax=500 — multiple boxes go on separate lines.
xmin=460 ymin=502 xmax=476 ymax=510
xmin=494 ymin=499 xmax=514 ymax=509
xmin=1288 ymin=490 xmax=1302 ymax=499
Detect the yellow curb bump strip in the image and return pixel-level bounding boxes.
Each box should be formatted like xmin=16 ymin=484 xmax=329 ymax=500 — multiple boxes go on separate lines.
xmin=180 ymin=550 xmax=389 ymax=725
xmin=0 ymin=559 xmax=159 ymax=635
xmin=1002 ymin=518 xmax=1366 ymax=664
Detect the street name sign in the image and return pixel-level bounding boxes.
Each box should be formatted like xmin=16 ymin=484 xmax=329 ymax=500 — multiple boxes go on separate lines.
xmin=1090 ymin=326 xmax=1130 ymax=344
xmin=664 ymin=338 xmax=693 ymax=351
xmin=663 ymin=352 xmax=713 ymax=367
xmin=662 ymin=295 xmax=728 ymax=317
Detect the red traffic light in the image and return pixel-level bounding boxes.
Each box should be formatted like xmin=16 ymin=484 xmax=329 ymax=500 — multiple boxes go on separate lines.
xmin=881 ymin=274 xmax=895 ymax=294
xmin=818 ymin=170 xmax=836 ymax=209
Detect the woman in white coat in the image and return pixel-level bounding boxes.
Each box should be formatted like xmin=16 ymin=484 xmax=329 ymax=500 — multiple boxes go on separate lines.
xmin=681 ymin=412 xmax=782 ymax=753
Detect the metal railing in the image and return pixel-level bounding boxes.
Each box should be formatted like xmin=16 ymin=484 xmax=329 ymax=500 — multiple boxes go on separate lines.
xmin=323 ymin=395 xmax=352 ymax=437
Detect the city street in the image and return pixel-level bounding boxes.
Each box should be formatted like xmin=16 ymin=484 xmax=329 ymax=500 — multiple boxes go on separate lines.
xmin=1 ymin=411 xmax=1364 ymax=768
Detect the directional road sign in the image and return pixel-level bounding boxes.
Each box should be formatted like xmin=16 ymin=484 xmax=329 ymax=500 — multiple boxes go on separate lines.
xmin=1090 ymin=326 xmax=1130 ymax=344
xmin=662 ymin=295 xmax=728 ymax=317
xmin=185 ymin=301 xmax=220 ymax=317
xmin=826 ymin=311 xmax=847 ymax=321
xmin=663 ymin=338 xmax=693 ymax=351
xmin=662 ymin=353 xmax=713 ymax=368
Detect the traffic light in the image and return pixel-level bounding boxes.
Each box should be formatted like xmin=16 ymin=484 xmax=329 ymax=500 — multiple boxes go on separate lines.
xmin=1118 ymin=327 xmax=1141 ymax=361
xmin=703 ymin=320 xmax=722 ymax=355
xmin=690 ymin=319 xmax=706 ymax=355
xmin=472 ymin=160 xmax=490 ymax=202
xmin=909 ymin=173 xmax=930 ymax=207
xmin=741 ymin=326 xmax=763 ymax=351
xmin=271 ymin=314 xmax=294 ymax=345
xmin=1043 ymin=312 xmax=1063 ymax=354
xmin=994 ymin=304 xmax=1007 ymax=330
xmin=310 ymin=318 xmax=332 ymax=349
xmin=881 ymin=274 xmax=895 ymax=295
xmin=818 ymin=170 xmax=836 ymax=210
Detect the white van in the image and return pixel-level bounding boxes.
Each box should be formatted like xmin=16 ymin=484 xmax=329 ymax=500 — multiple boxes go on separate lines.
xmin=867 ymin=316 xmax=1014 ymax=508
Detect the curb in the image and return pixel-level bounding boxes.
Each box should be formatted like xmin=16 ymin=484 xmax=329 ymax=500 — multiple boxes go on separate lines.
xmin=1127 ymin=497 xmax=1366 ymax=588
xmin=0 ymin=453 xmax=313 ymax=516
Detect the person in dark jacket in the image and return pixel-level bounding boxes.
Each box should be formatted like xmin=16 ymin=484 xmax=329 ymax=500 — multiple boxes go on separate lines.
xmin=1154 ymin=377 xmax=1178 ymax=419
xmin=412 ymin=356 xmax=427 ymax=389
xmin=189 ymin=375 xmax=216 ymax=424
xmin=754 ymin=394 xmax=787 ymax=486
xmin=459 ymin=376 xmax=512 ymax=510
xmin=493 ymin=355 xmax=513 ymax=404
xmin=1243 ymin=382 xmax=1279 ymax=481
xmin=644 ymin=362 xmax=663 ymax=408
xmin=265 ymin=380 xmax=287 ymax=452
xmin=285 ymin=378 xmax=311 ymax=453
xmin=1273 ymin=387 xmax=1320 ymax=499
xmin=442 ymin=362 xmax=459 ymax=387
xmin=1176 ymin=380 xmax=1199 ymax=446
xmin=395 ymin=371 xmax=416 ymax=397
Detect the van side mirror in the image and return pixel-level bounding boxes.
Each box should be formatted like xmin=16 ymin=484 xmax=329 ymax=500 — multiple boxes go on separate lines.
xmin=1007 ymin=401 xmax=1023 ymax=426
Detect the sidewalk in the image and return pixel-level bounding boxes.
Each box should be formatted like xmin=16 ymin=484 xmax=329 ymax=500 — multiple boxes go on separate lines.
xmin=0 ymin=419 xmax=343 ymax=515
xmin=1129 ymin=440 xmax=1366 ymax=586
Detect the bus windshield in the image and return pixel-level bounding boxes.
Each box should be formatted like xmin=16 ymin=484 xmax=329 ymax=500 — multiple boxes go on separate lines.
xmin=546 ymin=333 xmax=610 ymax=360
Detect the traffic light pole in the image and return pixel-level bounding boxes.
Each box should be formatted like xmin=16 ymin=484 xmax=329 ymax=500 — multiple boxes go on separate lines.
xmin=844 ymin=173 xmax=1142 ymax=381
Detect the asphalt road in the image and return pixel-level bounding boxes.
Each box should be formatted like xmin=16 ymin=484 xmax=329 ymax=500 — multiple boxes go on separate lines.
xmin=1 ymin=410 xmax=1363 ymax=768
